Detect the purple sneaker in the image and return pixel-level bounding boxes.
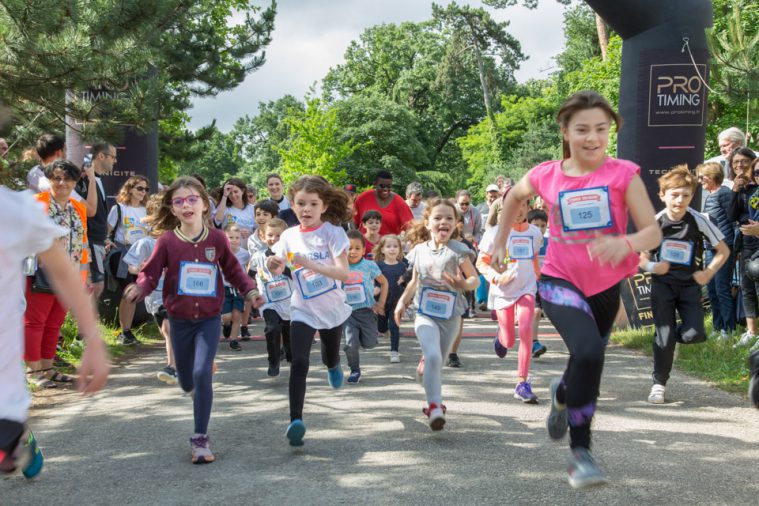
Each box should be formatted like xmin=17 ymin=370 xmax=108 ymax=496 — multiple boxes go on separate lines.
xmin=190 ymin=434 xmax=215 ymax=464
xmin=494 ymin=335 xmax=508 ymax=358
xmin=514 ymin=381 xmax=538 ymax=404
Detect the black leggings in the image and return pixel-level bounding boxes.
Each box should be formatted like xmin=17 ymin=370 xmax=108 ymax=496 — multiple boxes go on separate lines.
xmin=289 ymin=321 xmax=343 ymax=421
xmin=263 ymin=309 xmax=291 ymax=366
xmin=538 ymin=276 xmax=620 ymax=449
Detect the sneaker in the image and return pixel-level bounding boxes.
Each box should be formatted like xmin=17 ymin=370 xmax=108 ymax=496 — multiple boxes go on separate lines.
xmin=267 ymin=363 xmax=280 ymax=377
xmin=1 ymin=428 xmax=44 ymax=478
xmin=446 ymin=353 xmax=462 ymax=368
xmin=532 ymin=341 xmax=547 ymax=358
xmin=748 ymin=350 xmax=759 ymax=409
xmin=190 ymin=434 xmax=215 ymax=464
xmin=286 ymin=419 xmax=306 ymax=447
xmin=734 ymin=331 xmax=756 ymax=348
xmin=567 ymin=447 xmax=607 ymax=489
xmin=117 ymin=330 xmax=138 ymax=346
xmin=494 ymin=336 xmax=508 ymax=358
xmin=720 ymin=329 xmax=730 ymax=341
xmin=157 ymin=366 xmax=178 ymax=385
xmin=229 ymin=339 xmax=242 ymax=351
xmin=222 ymin=324 xmax=231 ymax=339
xmin=647 ymin=384 xmax=666 ymax=404
xmin=390 ymin=351 xmax=400 ymax=363
xmin=240 ymin=325 xmax=251 ymax=341
xmin=546 ymin=378 xmax=568 ymax=440
xmin=327 ymin=365 xmax=344 ymax=389
xmin=347 ymin=370 xmax=361 ymax=384
xmin=514 ymin=381 xmax=539 ymax=404
xmin=416 ymin=357 xmax=425 ymax=383
xmin=423 ymin=402 xmax=446 ymax=431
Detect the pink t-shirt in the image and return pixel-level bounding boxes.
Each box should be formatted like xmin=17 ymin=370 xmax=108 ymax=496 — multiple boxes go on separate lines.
xmin=528 ymin=157 xmax=640 ymax=297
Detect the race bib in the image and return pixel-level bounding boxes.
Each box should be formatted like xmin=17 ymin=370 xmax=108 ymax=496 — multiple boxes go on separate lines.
xmin=294 ymin=268 xmax=336 ymax=299
xmin=264 ymin=278 xmax=292 ymax=302
xmin=558 ymin=186 xmax=613 ymax=232
xmin=418 ymin=287 xmax=457 ymax=320
xmin=660 ymin=239 xmax=694 ymax=265
xmin=124 ymin=226 xmax=146 ymax=245
xmin=178 ymin=261 xmax=218 ymax=297
xmin=344 ymin=283 xmax=367 ymax=305
xmin=508 ymin=235 xmax=534 ymax=259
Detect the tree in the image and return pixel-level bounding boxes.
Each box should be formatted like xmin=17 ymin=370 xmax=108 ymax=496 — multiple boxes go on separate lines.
xmin=178 ymin=126 xmax=244 ymax=190
xmin=276 ymin=99 xmax=362 ymax=185
xmin=0 ymin=0 xmax=276 ymax=144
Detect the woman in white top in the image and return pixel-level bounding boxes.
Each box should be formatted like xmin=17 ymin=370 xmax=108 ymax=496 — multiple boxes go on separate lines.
xmin=214 ymin=177 xmax=257 ymax=246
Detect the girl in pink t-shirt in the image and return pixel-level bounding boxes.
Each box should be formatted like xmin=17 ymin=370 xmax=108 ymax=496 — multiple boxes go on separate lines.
xmin=489 ymin=91 xmax=662 ymax=489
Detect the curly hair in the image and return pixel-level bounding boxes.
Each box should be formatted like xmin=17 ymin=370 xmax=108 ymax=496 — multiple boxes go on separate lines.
xmin=289 ymin=176 xmax=351 ymax=225
xmin=372 ymin=234 xmax=404 ymax=262
xmin=116 ymin=176 xmax=150 ymax=206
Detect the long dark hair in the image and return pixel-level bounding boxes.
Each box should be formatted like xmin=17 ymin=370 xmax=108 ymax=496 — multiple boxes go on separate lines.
xmin=289 ymin=176 xmax=351 ymax=225
xmin=556 ymin=91 xmax=622 ymax=159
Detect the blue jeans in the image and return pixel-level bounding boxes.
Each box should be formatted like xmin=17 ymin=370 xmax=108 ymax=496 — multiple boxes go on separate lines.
xmin=706 ymin=248 xmax=735 ymax=332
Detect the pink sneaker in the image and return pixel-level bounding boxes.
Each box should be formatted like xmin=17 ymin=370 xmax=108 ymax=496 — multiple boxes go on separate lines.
xmin=423 ymin=402 xmax=446 ymax=431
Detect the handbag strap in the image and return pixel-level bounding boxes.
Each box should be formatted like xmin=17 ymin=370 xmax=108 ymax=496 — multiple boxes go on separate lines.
xmin=109 ymin=203 xmax=122 ymax=242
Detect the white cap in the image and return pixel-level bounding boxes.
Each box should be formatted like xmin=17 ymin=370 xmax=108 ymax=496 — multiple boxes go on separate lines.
xmin=486 ymin=184 xmax=499 ymax=192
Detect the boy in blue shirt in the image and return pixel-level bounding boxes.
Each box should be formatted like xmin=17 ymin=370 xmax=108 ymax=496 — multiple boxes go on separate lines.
xmin=343 ymin=230 xmax=388 ymax=383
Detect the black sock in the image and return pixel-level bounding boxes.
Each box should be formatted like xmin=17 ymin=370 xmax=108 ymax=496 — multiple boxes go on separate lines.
xmin=0 ymin=420 xmax=24 ymax=455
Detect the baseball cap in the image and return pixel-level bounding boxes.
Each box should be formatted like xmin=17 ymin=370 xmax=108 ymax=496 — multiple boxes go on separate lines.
xmin=486 ymin=184 xmax=499 ymax=193
xmin=344 ymin=184 xmax=357 ymax=193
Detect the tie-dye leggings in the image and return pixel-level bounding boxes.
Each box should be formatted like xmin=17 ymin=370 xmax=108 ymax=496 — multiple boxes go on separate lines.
xmin=538 ymin=276 xmax=620 ymax=449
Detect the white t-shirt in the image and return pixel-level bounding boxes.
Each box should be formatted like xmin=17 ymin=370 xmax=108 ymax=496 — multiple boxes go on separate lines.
xmin=251 ymin=249 xmax=292 ymax=320
xmin=273 ymin=195 xmax=291 ymax=212
xmin=479 ymin=224 xmax=542 ymax=309
xmin=0 ymin=188 xmax=67 ymax=423
xmin=107 ymin=204 xmax=148 ymax=245
xmin=223 ymin=248 xmax=251 ymax=287
xmin=409 ymin=201 xmax=425 ymax=221
xmin=219 ymin=205 xmax=256 ymax=246
xmin=272 ymin=222 xmax=351 ymax=329
xmin=123 ymin=236 xmax=164 ymax=314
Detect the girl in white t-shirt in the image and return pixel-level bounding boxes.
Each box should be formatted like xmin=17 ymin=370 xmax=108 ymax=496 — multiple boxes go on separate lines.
xmin=393 ymin=199 xmax=479 ymax=431
xmin=214 ymin=178 xmax=256 ymax=246
xmin=478 ymin=197 xmax=542 ymax=404
xmin=107 ymin=176 xmax=150 ymax=345
xmin=267 ymin=176 xmax=352 ymax=447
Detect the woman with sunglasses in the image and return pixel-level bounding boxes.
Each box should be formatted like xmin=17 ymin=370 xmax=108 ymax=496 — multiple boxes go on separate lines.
xmin=107 ymin=176 xmax=151 ymax=346
xmin=352 ymin=170 xmax=414 ymax=236
xmin=728 ymin=148 xmax=759 ymax=346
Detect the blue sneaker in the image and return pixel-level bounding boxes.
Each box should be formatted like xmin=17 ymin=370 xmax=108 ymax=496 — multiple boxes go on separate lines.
xmin=514 ymin=381 xmax=539 ymax=404
xmin=21 ymin=429 xmax=44 ymax=479
xmin=567 ymin=447 xmax=607 ymax=489
xmin=347 ymin=370 xmax=361 ymax=384
xmin=532 ymin=340 xmax=547 ymax=358
xmin=328 ymin=365 xmax=344 ymax=389
xmin=547 ymin=378 xmax=568 ymax=440
xmin=493 ymin=336 xmax=508 ymax=358
xmin=286 ymin=419 xmax=306 ymax=447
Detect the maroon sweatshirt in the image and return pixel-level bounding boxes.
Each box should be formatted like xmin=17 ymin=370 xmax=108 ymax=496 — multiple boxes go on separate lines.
xmin=136 ymin=227 xmax=257 ymax=320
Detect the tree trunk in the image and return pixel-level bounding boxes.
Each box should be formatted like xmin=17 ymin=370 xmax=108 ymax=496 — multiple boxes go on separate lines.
xmin=596 ymin=13 xmax=609 ymax=61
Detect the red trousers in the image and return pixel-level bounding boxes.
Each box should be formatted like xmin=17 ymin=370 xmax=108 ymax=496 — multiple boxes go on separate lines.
xmin=23 ymin=278 xmax=67 ymax=362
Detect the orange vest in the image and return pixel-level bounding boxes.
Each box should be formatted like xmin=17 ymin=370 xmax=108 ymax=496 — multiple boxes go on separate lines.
xmin=35 ymin=191 xmax=89 ymax=283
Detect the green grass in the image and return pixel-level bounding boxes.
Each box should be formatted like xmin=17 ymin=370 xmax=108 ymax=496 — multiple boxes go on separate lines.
xmin=611 ymin=317 xmax=752 ymax=395
xmin=56 ymin=314 xmax=163 ymax=370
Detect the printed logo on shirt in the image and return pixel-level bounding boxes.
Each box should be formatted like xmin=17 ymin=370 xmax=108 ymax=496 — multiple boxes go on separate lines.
xmin=205 ymin=247 xmax=216 ymax=262
xmin=346 ymin=270 xmax=364 ymax=284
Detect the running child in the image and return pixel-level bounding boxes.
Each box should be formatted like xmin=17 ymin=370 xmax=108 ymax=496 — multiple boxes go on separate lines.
xmin=124 ymin=176 xmax=264 ymax=464
xmin=251 ymin=218 xmax=293 ymax=377
xmin=123 ymin=193 xmax=177 ymax=384
xmin=488 ymin=91 xmax=661 ymax=488
xmin=527 ymin=208 xmax=549 ymax=358
xmin=478 ymin=196 xmax=542 ymax=404
xmin=361 ymin=210 xmax=382 ymax=260
xmin=1 ymin=187 xmax=109 ymax=479
xmin=221 ymin=224 xmax=251 ymax=351
xmin=374 ymin=234 xmax=409 ymax=363
xmin=394 ymin=198 xmax=479 ymax=431
xmin=641 ymin=166 xmax=727 ymax=404
xmin=343 ymin=230 xmax=388 ymax=383
xmin=266 ymin=176 xmax=352 ymax=447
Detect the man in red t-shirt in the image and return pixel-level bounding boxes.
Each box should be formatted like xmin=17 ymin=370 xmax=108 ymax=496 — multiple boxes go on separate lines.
xmin=353 ymin=170 xmax=414 ymax=236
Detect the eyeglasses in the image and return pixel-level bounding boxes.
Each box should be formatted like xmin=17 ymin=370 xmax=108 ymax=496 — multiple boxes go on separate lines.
xmin=50 ymin=176 xmax=74 ymax=184
xmin=376 ymin=183 xmax=392 ymax=189
xmin=171 ymin=195 xmax=201 ymax=207
xmin=134 ymin=186 xmax=148 ymax=192
xmin=459 ymin=201 xmax=471 ymax=207
xmin=733 ymin=158 xmax=751 ymax=165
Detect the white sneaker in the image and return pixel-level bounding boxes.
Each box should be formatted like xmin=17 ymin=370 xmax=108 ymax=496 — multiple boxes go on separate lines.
xmin=720 ymin=329 xmax=730 ymax=341
xmin=648 ymin=384 xmax=666 ymax=404
xmin=389 ymin=351 xmax=400 ymax=363
xmin=734 ymin=331 xmax=756 ymax=348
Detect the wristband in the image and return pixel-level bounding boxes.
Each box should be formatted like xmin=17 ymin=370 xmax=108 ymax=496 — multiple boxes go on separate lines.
xmin=245 ymin=289 xmax=260 ymax=300
xmin=643 ymin=261 xmax=656 ymax=273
